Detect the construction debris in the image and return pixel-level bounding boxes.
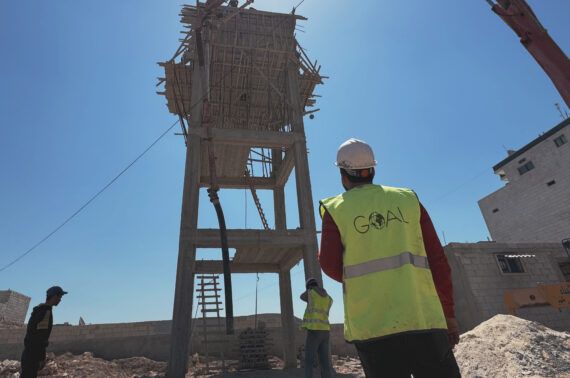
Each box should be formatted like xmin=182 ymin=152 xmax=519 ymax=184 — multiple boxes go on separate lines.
xmin=2 ymin=315 xmax=570 ymax=377
xmin=0 ymin=352 xmax=165 ymax=378
xmin=238 ymin=322 xmax=271 ymax=370
xmin=455 ymin=314 xmax=570 ymax=377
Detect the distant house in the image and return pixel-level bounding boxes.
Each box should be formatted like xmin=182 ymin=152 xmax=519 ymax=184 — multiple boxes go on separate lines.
xmin=479 ymin=118 xmax=570 ymax=243
xmin=0 ymin=289 xmax=31 ymax=325
xmin=445 ymin=242 xmax=570 ymax=333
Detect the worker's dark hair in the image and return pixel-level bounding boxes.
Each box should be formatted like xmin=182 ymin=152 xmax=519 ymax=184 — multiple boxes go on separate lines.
xmin=340 ymin=167 xmax=375 ymax=184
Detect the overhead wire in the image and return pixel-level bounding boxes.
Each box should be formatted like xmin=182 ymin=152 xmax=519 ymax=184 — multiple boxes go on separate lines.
xmin=1 ymin=1 xmax=311 ymax=281
xmin=0 ymin=119 xmax=180 ymax=274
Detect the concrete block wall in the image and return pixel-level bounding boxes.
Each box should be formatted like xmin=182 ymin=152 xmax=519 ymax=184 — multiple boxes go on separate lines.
xmin=445 ymin=242 xmax=570 ymax=333
xmin=0 ymin=290 xmax=31 ymax=325
xmin=0 ymin=315 xmax=357 ymax=361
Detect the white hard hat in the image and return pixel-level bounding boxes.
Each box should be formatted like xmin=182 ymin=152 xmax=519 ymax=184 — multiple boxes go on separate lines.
xmin=335 ymin=138 xmax=377 ymax=170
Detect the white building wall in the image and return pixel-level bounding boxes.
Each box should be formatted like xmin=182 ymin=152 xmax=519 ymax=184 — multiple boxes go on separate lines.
xmin=479 ymin=121 xmax=570 ymax=243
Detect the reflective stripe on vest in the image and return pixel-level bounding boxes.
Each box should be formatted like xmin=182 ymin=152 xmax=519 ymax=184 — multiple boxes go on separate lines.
xmin=302 ymin=289 xmax=332 ymax=331
xmin=303 ymin=319 xmax=330 ymax=326
xmin=344 ymin=251 xmax=430 ymax=279
xmin=320 ymin=184 xmax=447 ymax=342
xmin=305 ymin=309 xmax=330 ymax=316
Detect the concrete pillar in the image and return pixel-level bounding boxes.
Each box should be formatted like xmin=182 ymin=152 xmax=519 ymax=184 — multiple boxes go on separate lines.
xmin=286 ymin=61 xmax=323 ymax=285
xmin=279 ymin=269 xmax=297 ymax=368
xmin=168 ymin=54 xmax=205 ymax=376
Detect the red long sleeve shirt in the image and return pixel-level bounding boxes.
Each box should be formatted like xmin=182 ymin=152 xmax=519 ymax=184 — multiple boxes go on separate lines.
xmin=318 ymin=203 xmax=455 ymax=319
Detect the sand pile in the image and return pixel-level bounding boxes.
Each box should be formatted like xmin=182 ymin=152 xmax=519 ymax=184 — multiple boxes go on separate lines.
xmin=455 ymin=314 xmax=570 ymax=377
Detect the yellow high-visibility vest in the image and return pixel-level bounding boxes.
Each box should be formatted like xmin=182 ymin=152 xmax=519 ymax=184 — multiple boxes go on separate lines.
xmin=302 ymin=288 xmax=333 ymax=331
xmin=320 ymin=184 xmax=447 ymax=342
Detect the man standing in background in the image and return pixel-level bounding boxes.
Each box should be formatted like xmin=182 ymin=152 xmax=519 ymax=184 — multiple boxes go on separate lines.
xmin=300 ymin=278 xmax=333 ymax=378
xmin=21 ymin=286 xmax=67 ymax=378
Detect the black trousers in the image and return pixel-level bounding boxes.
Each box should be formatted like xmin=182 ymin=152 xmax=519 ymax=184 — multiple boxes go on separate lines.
xmin=354 ymin=330 xmax=461 ymax=378
xmin=20 ymin=347 xmax=45 ymax=378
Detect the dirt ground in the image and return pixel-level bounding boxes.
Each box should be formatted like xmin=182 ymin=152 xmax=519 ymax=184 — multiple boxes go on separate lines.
xmin=2 ymin=315 xmax=570 ymax=377
xmin=0 ymin=353 xmax=363 ymax=377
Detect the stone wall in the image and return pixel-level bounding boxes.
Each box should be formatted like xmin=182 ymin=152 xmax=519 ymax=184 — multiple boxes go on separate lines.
xmin=0 ymin=314 xmax=357 ymax=361
xmin=445 ymin=242 xmax=570 ymax=333
xmin=0 ymin=290 xmax=31 ymax=325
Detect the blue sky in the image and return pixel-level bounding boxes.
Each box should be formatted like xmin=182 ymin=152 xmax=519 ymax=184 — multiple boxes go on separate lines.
xmin=1 ymin=0 xmax=569 ymax=326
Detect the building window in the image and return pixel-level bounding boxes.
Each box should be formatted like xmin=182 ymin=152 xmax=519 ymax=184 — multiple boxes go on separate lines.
xmin=559 ymin=262 xmax=570 ymax=282
xmin=518 ymin=158 xmax=526 ymax=164
xmin=492 ymin=208 xmax=499 ymax=213
xmin=554 ymin=134 xmax=567 ymax=147
xmin=517 ymin=161 xmax=535 ymax=175
xmin=547 ymin=180 xmax=556 ymax=187
xmin=496 ymin=254 xmax=525 ymax=274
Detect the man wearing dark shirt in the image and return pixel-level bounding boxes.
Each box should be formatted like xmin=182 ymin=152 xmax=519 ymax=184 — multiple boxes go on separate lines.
xmin=21 ymin=286 xmax=67 ymax=378
xmin=318 ymin=138 xmax=460 ymax=377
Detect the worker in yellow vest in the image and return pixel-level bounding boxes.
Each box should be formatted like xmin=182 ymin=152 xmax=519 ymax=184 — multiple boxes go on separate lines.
xmin=318 ymin=138 xmax=461 ymax=377
xmin=300 ymin=278 xmax=333 ymax=378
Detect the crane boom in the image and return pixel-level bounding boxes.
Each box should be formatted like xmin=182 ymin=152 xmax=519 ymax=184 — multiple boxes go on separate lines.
xmin=489 ymin=0 xmax=570 ymax=108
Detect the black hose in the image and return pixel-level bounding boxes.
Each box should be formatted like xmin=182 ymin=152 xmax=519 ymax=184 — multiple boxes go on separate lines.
xmin=208 ymin=188 xmax=234 ymax=335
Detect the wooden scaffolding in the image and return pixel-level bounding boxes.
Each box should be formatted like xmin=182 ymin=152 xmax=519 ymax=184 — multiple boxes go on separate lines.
xmin=157 ymin=3 xmax=324 ymax=376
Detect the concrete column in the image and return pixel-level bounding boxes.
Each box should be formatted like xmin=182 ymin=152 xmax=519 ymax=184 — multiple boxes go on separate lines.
xmin=273 ymin=148 xmax=287 ymax=230
xmin=279 ymin=269 xmax=297 ymax=368
xmin=286 ymin=61 xmax=323 ymax=285
xmin=167 ymin=135 xmax=201 ymax=378
xmin=168 ymin=56 xmax=204 ymax=377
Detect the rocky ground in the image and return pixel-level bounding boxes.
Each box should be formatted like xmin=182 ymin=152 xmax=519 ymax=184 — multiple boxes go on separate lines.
xmin=1 ymin=315 xmax=570 ymax=377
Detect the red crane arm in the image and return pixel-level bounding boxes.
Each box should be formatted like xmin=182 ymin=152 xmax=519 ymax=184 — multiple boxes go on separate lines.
xmin=490 ymin=0 xmax=570 ymax=107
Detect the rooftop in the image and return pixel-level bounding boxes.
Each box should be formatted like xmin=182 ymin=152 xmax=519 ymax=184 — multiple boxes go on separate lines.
xmin=493 ymin=117 xmax=570 ymax=172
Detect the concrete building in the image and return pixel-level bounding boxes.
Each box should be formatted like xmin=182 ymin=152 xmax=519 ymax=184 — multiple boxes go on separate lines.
xmin=479 ymin=118 xmax=570 ymax=243
xmin=445 ymin=242 xmax=570 ymax=333
xmin=0 ymin=290 xmax=31 ymax=325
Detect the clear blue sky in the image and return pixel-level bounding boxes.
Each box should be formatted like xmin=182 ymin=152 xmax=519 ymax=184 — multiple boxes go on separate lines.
xmin=1 ymin=0 xmax=569 ymax=326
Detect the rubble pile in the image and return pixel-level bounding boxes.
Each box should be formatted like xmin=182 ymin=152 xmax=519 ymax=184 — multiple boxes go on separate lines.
xmin=1 ymin=315 xmax=570 ymax=377
xmin=0 ymin=352 xmax=165 ymax=378
xmin=455 ymin=314 xmax=570 ymax=377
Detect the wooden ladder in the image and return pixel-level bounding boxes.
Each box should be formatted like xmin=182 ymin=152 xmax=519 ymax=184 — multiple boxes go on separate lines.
xmin=196 ymin=274 xmax=226 ymax=373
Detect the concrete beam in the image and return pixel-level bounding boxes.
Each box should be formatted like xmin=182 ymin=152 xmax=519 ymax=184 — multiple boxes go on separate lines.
xmin=194 ymin=260 xmax=280 ymax=273
xmin=199 ymin=176 xmax=276 ymax=189
xmin=187 ymin=127 xmax=298 ymax=148
xmin=184 ymin=229 xmax=309 ymax=248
